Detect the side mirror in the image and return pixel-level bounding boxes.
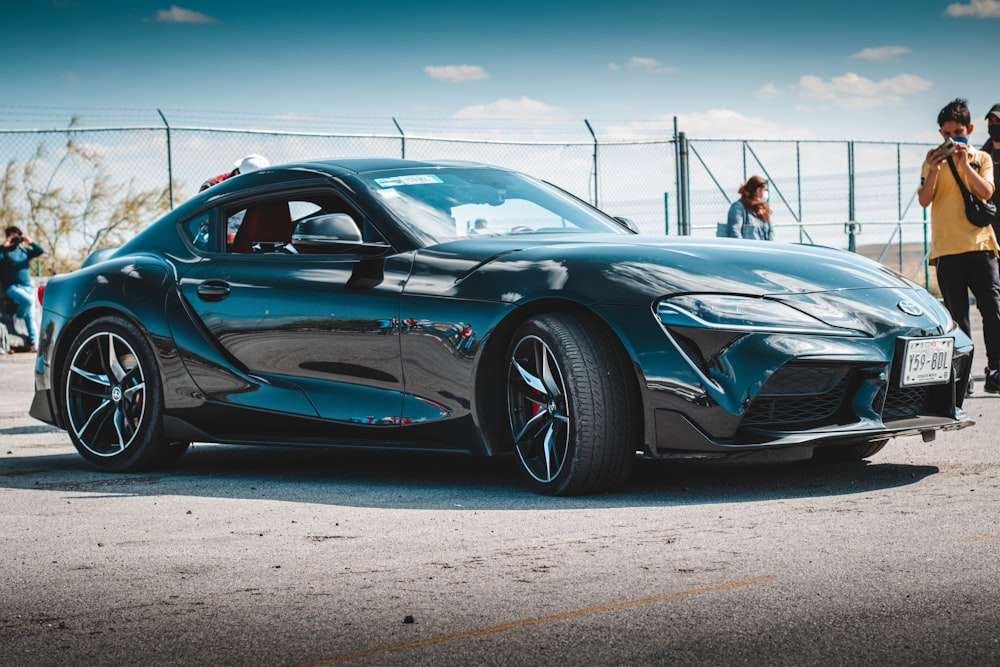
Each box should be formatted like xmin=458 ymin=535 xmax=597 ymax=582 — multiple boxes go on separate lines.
xmin=613 ymin=216 xmax=639 ymax=233
xmin=291 ymin=214 xmax=389 ymax=255
xmin=293 ymin=213 xmax=363 ymax=244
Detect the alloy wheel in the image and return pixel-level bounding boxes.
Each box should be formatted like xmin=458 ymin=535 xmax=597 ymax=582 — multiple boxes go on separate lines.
xmin=65 ymin=331 xmax=146 ymax=457
xmin=507 ymin=334 xmax=571 ymax=484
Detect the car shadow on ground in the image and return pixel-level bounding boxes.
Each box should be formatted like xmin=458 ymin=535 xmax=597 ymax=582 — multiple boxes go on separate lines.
xmin=0 ymin=442 xmax=939 ymax=510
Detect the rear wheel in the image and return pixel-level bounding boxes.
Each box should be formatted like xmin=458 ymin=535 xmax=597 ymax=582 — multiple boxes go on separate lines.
xmin=811 ymin=439 xmax=888 ymax=463
xmin=62 ymin=316 xmax=189 ymax=471
xmin=506 ymin=313 xmax=637 ymax=495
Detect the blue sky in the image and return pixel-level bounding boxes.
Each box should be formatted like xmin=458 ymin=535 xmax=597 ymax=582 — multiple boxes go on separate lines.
xmin=2 ymin=0 xmax=999 ymax=142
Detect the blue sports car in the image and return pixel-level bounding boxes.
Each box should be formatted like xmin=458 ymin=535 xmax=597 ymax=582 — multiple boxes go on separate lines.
xmin=29 ymin=158 xmax=974 ymax=495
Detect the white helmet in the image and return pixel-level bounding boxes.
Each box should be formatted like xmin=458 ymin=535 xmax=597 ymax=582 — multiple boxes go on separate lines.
xmin=234 ymin=154 xmax=269 ymax=174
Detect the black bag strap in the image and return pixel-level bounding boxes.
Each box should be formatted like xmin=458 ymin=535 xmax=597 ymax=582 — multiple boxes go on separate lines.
xmin=946 ymin=155 xmax=973 ymax=199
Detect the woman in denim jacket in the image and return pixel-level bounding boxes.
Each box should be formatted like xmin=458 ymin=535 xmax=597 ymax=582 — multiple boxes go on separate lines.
xmin=724 ymin=175 xmax=773 ymax=240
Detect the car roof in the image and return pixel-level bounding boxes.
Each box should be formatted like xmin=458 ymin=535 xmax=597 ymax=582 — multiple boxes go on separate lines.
xmin=188 ymin=158 xmax=504 ymax=207
xmin=284 ymin=157 xmax=495 ymax=176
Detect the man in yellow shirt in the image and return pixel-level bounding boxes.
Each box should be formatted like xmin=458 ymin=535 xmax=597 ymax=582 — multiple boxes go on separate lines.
xmin=919 ymin=98 xmax=999 ymax=393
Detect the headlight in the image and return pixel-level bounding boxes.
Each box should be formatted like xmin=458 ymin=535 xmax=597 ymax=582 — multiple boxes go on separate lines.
xmin=657 ymin=294 xmax=863 ymax=336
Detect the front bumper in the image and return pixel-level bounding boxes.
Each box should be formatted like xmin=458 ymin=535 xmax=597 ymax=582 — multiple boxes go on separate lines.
xmin=594 ymin=297 xmax=975 ymax=457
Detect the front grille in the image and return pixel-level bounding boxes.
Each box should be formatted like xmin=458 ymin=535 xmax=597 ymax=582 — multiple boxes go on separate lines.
xmin=743 ymin=365 xmax=850 ymax=427
xmin=882 ymin=385 xmax=930 ymax=420
xmin=757 ymin=365 xmax=846 ymax=396
xmin=740 ymin=350 xmax=960 ymax=431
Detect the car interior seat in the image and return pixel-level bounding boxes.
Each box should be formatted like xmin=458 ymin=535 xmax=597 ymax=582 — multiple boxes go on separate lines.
xmin=230 ymin=200 xmax=293 ymax=253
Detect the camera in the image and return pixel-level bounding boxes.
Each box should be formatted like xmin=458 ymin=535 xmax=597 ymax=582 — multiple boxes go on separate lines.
xmin=9 ymin=235 xmax=24 ymax=246
xmin=937 ymin=138 xmax=957 ymax=157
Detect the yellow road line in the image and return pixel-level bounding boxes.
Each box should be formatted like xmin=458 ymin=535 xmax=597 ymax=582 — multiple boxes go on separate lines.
xmin=962 ymin=533 xmax=1000 ymax=542
xmin=289 ymin=574 xmax=777 ymax=666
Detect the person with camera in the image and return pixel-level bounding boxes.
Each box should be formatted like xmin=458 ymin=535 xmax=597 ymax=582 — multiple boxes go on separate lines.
xmin=918 ymin=98 xmax=999 ymax=394
xmin=1 ymin=226 xmax=44 ymax=353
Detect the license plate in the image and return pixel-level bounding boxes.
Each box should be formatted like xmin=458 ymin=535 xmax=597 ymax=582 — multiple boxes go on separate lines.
xmin=901 ymin=337 xmax=954 ymax=386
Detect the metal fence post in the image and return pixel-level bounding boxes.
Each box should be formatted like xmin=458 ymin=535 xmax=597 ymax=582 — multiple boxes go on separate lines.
xmin=392 ymin=117 xmax=405 ymax=159
xmin=156 ymin=109 xmax=174 ymax=210
xmin=664 ymin=192 xmax=670 ymax=235
xmin=846 ymin=140 xmax=858 ymax=252
xmin=796 ymin=141 xmax=802 ymax=221
xmin=896 ymin=142 xmax=903 ymax=221
xmin=676 ymin=131 xmax=690 ymax=235
xmin=584 ymin=119 xmax=598 ymax=207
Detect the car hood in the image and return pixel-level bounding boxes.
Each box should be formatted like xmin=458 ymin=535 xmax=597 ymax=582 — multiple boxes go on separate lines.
xmin=407 ymin=235 xmax=950 ymax=336
xmin=412 ymin=234 xmax=917 ymax=298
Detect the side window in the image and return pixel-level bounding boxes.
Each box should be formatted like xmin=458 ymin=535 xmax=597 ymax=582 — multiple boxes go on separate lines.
xmin=226 ymin=210 xmax=245 ymax=249
xmin=227 ymin=198 xmax=295 ymax=254
xmin=181 ymin=212 xmax=215 ymax=252
xmin=225 ymin=192 xmax=373 ymax=254
xmin=289 ymin=200 xmax=323 ymax=221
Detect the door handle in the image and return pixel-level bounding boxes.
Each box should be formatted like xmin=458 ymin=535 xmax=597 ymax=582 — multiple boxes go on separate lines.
xmin=196 ymin=280 xmax=231 ymax=302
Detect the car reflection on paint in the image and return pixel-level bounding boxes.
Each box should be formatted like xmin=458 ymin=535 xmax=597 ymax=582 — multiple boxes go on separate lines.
xmin=29 ymin=158 xmax=975 ymax=495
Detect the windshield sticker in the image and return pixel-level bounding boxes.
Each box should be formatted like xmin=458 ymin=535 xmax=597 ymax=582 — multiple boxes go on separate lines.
xmin=373 ymin=174 xmax=444 ymax=188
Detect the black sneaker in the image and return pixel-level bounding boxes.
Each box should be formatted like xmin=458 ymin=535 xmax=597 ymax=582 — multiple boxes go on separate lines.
xmin=985 ymin=367 xmax=1000 ymax=394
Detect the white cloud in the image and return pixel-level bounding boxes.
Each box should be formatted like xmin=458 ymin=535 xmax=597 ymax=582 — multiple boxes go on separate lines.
xmin=153 ymin=5 xmax=216 ymax=23
xmin=608 ymin=56 xmax=678 ymax=73
xmin=799 ymin=72 xmax=932 ymax=107
xmin=755 ymin=83 xmax=783 ymax=100
xmin=627 ymin=57 xmax=659 ymax=70
xmin=451 ymin=97 xmax=561 ymax=120
xmin=424 ymin=65 xmax=489 ymax=83
xmin=945 ymin=0 xmax=1000 ymax=17
xmin=602 ymin=110 xmax=813 ymax=141
xmin=679 ymin=109 xmax=814 ymax=140
xmin=849 ymin=46 xmax=911 ymax=61
xmin=762 ymin=72 xmax=932 ymax=109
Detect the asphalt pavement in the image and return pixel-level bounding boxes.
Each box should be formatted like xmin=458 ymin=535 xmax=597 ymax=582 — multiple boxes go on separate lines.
xmin=2 ymin=321 xmax=998 ymax=666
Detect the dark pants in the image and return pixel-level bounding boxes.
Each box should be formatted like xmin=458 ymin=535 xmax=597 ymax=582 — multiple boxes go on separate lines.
xmin=936 ymin=250 xmax=1000 ymax=370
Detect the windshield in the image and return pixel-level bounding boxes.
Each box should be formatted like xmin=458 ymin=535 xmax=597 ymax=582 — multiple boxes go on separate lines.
xmin=357 ymin=166 xmax=631 ymax=245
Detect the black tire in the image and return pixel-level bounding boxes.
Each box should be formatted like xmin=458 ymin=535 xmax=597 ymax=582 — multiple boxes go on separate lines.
xmin=506 ymin=313 xmax=638 ymax=495
xmin=811 ymin=439 xmax=888 ymax=463
xmin=61 ymin=315 xmax=189 ymax=471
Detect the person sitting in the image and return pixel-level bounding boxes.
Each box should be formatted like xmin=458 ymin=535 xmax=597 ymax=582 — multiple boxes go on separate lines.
xmin=199 ymin=154 xmax=270 ymax=192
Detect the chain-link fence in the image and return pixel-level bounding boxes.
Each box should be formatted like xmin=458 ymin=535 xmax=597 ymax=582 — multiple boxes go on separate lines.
xmin=681 ymin=137 xmax=937 ymax=287
xmin=0 ymin=118 xmax=938 ymax=285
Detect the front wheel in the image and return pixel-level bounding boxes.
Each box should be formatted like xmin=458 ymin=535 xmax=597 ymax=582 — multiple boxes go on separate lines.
xmin=506 ymin=313 xmax=638 ymax=495
xmin=62 ymin=316 xmax=189 ymax=471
